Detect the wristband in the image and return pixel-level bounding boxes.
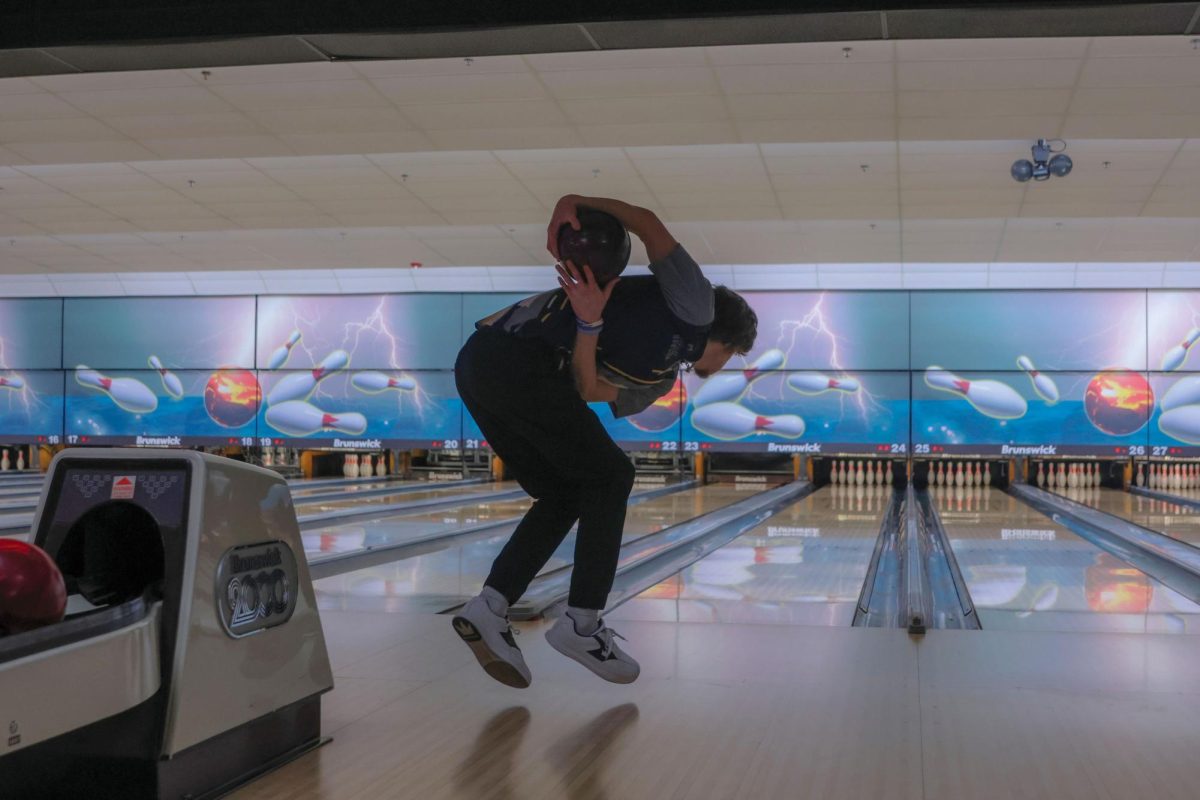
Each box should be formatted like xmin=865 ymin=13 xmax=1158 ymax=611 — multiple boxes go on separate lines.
xmin=576 ymin=317 xmax=603 ymax=335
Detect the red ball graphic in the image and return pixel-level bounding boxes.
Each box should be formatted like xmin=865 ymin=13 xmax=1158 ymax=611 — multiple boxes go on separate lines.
xmin=1083 ymin=369 xmax=1152 ymax=436
xmin=629 ymin=377 xmax=688 ymax=433
xmin=204 ymin=369 xmax=262 ymax=428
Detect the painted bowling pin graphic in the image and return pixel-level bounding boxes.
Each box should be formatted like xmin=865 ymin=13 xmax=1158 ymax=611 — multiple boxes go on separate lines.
xmin=786 ymin=372 xmax=859 ymax=396
xmin=1161 ymin=326 xmax=1200 ymax=372
xmin=924 ymin=366 xmax=1027 ymax=420
xmin=266 ymin=350 xmax=350 ymax=406
xmin=351 ymin=372 xmax=418 ymax=394
xmin=1159 ymin=406 xmax=1200 ymax=445
xmin=1159 ymin=375 xmax=1200 ymax=412
xmin=147 ymin=355 xmax=184 ymax=399
xmin=0 ymin=375 xmax=24 ymax=390
xmin=265 ymin=400 xmax=367 ymax=437
xmin=76 ymin=365 xmax=158 ymax=414
xmin=691 ymin=402 xmax=804 ymax=440
xmin=693 ymin=349 xmax=785 ymax=407
xmin=1016 ymin=355 xmax=1058 ymax=404
xmin=268 ymin=329 xmax=303 ymax=370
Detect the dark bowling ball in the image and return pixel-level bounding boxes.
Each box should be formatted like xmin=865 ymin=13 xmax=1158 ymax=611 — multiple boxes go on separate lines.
xmin=557 ymin=207 xmax=631 ymax=285
xmin=0 ymin=539 xmax=67 ymax=635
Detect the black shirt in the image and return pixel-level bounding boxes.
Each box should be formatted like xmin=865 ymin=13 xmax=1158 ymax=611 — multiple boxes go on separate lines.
xmin=476 ymin=244 xmax=714 ymax=417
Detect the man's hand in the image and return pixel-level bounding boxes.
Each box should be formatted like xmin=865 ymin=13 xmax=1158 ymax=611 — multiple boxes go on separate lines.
xmin=547 ymin=195 xmax=581 ymax=260
xmin=557 ymin=260 xmax=618 ymax=324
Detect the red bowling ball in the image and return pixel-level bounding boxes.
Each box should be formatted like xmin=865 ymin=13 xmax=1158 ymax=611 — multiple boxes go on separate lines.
xmin=0 ymin=539 xmax=67 ymax=635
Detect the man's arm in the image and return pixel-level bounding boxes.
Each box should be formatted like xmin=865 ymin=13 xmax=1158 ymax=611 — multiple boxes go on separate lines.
xmin=549 ymin=195 xmax=712 ymax=327
xmin=548 ymin=194 xmax=677 ymax=263
xmin=571 ymin=328 xmax=619 ymax=403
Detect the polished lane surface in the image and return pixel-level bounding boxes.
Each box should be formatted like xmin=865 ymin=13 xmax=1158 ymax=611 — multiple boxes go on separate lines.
xmin=313 ymin=484 xmax=748 ymax=613
xmin=936 ymin=485 xmax=1200 ymax=633
xmin=295 ymin=482 xmax=521 ymax=514
xmin=1061 ymin=486 xmax=1200 ymax=548
xmin=610 ymin=484 xmax=891 ymax=627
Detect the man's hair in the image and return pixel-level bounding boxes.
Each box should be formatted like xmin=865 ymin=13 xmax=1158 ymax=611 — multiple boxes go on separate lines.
xmin=710 ymin=286 xmax=757 ymax=355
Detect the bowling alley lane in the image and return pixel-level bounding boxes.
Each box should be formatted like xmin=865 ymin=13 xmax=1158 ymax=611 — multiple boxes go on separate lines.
xmin=293 ymin=481 xmax=522 ymax=514
xmin=312 ymin=484 xmax=748 ymax=613
xmin=937 ymin=486 xmax=1200 ymax=633
xmin=607 ymin=484 xmax=891 ymax=626
xmin=302 ymin=493 xmax=534 ymax=561
xmin=1059 ymin=486 xmax=1200 ymax=548
xmin=289 ymin=478 xmax=423 ymax=498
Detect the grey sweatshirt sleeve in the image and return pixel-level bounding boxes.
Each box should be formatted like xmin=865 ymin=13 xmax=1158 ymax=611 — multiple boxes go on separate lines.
xmin=649 ymin=244 xmax=714 ymax=327
xmin=610 ymin=376 xmax=676 ymax=419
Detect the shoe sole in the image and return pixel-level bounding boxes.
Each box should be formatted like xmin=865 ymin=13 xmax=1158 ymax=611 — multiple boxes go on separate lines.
xmin=452 ymin=616 xmax=530 ymax=689
xmin=546 ymin=631 xmax=639 ymax=685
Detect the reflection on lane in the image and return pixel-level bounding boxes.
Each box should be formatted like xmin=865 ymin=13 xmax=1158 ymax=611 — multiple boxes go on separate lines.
xmin=1062 ymin=486 xmax=1200 ymax=548
xmin=296 ymin=482 xmax=522 ymax=514
xmin=302 ymin=495 xmax=535 ymax=559
xmin=609 ymin=485 xmax=891 ymax=627
xmin=313 ymin=485 xmax=749 ymax=614
xmin=937 ymin=486 xmax=1200 ymax=633
xmin=288 ymin=478 xmax=426 ymax=498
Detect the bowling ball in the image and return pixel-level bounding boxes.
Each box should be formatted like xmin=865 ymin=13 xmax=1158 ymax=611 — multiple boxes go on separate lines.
xmin=1084 ymin=369 xmax=1152 ymax=436
xmin=557 ymin=207 xmax=631 ymax=285
xmin=204 ymin=368 xmax=262 ymax=428
xmin=0 ymin=539 xmax=67 ymax=635
xmin=628 ymin=377 xmax=688 ymax=433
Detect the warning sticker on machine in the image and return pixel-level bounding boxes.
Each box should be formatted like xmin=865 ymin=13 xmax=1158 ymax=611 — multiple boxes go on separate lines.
xmin=112 ymin=476 xmax=136 ymax=499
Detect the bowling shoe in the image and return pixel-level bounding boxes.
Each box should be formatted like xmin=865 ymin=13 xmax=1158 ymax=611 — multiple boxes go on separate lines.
xmin=452 ymin=595 xmax=531 ymax=689
xmin=545 ymin=615 xmax=640 ymax=684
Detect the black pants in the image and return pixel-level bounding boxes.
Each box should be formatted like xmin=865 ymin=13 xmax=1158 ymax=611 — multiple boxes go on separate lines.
xmin=455 ymin=330 xmax=635 ymax=610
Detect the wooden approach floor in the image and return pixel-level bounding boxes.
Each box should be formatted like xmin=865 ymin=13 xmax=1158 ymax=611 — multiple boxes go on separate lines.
xmin=231 ymin=611 xmax=1200 ymax=800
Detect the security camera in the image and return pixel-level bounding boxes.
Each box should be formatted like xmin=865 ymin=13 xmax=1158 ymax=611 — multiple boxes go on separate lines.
xmin=1012 ymin=139 xmax=1072 ymax=183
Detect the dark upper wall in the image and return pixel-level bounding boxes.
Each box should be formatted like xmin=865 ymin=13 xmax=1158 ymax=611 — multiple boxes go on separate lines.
xmin=2 ymin=1 xmax=1197 ymax=76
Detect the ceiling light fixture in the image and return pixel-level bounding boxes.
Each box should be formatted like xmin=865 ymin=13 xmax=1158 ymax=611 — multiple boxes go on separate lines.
xmin=1012 ymin=138 xmax=1072 ymax=183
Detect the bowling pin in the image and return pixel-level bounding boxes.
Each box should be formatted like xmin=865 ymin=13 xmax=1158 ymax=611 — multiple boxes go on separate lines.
xmin=984 ymin=462 xmax=991 ymax=486
xmin=1161 ymin=326 xmax=1200 ymax=372
xmin=1159 ymin=376 xmax=1200 ymax=413
xmin=1057 ymin=463 xmax=1066 ymax=488
xmin=0 ymin=450 xmax=8 ymax=471
xmin=76 ymin=365 xmax=158 ymax=414
xmin=955 ymin=462 xmax=964 ymax=488
xmin=263 ymin=448 xmax=274 ymax=466
xmin=786 ymin=372 xmax=860 ymax=396
xmin=0 ymin=375 xmax=24 ymax=390
xmin=936 ymin=461 xmax=944 ymax=486
xmin=147 ymin=355 xmax=184 ymax=400
xmin=268 ymin=329 xmax=303 ymax=371
xmin=266 ymin=350 xmax=350 ymax=406
xmin=691 ymin=402 xmax=805 ymax=439
xmin=856 ymin=460 xmax=865 ymax=486
xmin=349 ymin=454 xmax=360 ymax=478
xmin=884 ymin=461 xmax=893 ymax=485
xmin=376 ymin=453 xmax=387 ymax=477
xmin=15 ymin=450 xmax=24 ymax=471
xmin=352 ymin=372 xmax=418 ymax=394
xmin=693 ymin=349 xmax=786 ymax=407
xmin=1016 ymin=355 xmax=1059 ymax=404
xmin=1160 ymin=406 xmax=1200 ymax=445
xmin=925 ymin=366 xmax=1027 ymax=420
xmin=342 ymin=454 xmax=351 ymax=477
xmin=1036 ymin=462 xmax=1044 ymax=487
xmin=1133 ymin=463 xmax=1141 ymax=487
xmin=265 ymin=400 xmax=367 ymax=437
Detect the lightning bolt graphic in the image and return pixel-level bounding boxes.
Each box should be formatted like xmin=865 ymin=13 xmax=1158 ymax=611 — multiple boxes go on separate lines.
xmin=739 ymin=293 xmax=888 ymax=426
